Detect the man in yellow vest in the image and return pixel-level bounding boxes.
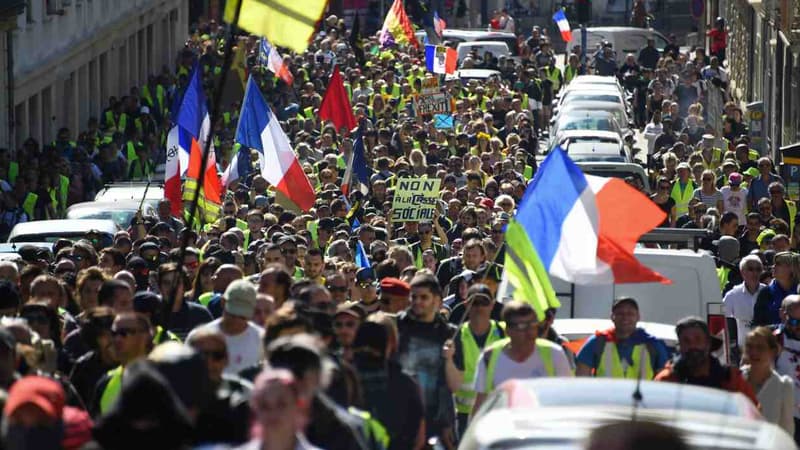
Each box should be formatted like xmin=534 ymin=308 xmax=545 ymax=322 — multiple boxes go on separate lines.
xmin=575 ymin=298 xmax=670 ymax=379
xmin=471 ymin=301 xmax=572 ymax=418
xmin=671 ymin=162 xmax=696 ymax=217
xmin=92 ymin=312 xmax=153 ymax=416
xmin=444 ymin=284 xmax=506 ymax=435
xmin=768 ymin=182 xmax=797 ymax=235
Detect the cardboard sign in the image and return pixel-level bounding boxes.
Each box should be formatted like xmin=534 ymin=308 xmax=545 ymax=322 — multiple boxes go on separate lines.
xmin=420 ymin=76 xmax=440 ymax=94
xmin=414 ymin=93 xmax=451 ymax=116
xmin=391 ymin=177 xmax=441 ymax=222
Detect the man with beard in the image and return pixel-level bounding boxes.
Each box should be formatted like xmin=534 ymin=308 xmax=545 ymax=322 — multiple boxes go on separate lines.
xmin=654 ymin=316 xmax=757 ymax=405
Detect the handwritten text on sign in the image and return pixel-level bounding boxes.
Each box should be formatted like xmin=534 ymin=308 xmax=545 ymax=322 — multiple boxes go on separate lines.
xmin=414 ymin=93 xmax=451 ymax=116
xmin=391 ymin=178 xmax=441 ymax=222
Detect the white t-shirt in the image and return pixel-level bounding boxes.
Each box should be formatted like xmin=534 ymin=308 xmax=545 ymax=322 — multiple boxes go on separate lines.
xmin=774 ymin=334 xmax=800 ymax=419
xmin=187 ymin=318 xmax=264 ymax=374
xmin=474 ymin=341 xmax=572 ymax=393
xmin=722 ymin=282 xmax=764 ymax=347
xmin=720 ymin=186 xmax=748 ymax=222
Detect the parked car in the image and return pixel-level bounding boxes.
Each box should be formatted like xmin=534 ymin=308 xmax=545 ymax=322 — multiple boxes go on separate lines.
xmin=66 ymin=200 xmax=156 ymax=230
xmin=451 ymin=69 xmax=502 ymax=83
xmin=574 ymin=161 xmax=651 ymax=194
xmin=414 ymin=29 xmax=520 ymax=56
xmin=553 ymin=101 xmax=634 ymax=138
xmin=461 ymin=388 xmax=789 ymax=449
xmin=550 ymin=130 xmax=631 ymax=163
xmin=548 ymin=110 xmax=626 ymax=149
xmin=7 ymin=219 xmax=116 ymax=248
xmin=455 ymin=41 xmax=510 ymax=66
xmin=94 ymin=182 xmax=164 ymax=210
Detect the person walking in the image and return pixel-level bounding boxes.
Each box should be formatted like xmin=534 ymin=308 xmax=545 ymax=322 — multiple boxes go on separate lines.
xmin=471 ymin=301 xmax=572 ymax=417
xmin=741 ymin=327 xmax=794 ymax=434
xmin=575 ymin=298 xmax=670 ymax=379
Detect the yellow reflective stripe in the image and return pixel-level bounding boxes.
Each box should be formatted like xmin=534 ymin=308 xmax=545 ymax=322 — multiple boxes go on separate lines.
xmin=670 ymin=181 xmax=695 ymax=216
xmin=596 ymin=341 xmax=653 ymax=379
xmin=455 ymin=321 xmax=503 ymax=412
xmin=100 ymin=366 xmax=124 ymax=413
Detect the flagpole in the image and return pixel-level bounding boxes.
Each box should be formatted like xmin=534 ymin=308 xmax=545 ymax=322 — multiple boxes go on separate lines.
xmin=168 ymin=0 xmax=245 ymax=323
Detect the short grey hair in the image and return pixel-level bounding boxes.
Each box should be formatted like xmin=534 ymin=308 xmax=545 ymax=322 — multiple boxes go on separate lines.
xmin=738 ymin=255 xmax=763 ymax=272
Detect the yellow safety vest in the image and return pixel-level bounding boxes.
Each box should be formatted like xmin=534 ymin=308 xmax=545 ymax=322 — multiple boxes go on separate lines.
xmin=58 ymin=175 xmax=69 ymax=214
xmin=22 ymin=193 xmax=37 ymax=219
xmin=717 ymin=266 xmax=730 ymax=291
xmin=564 ymin=65 xmax=579 ymax=85
xmin=348 ymin=407 xmax=390 ymax=449
xmin=455 ymin=321 xmax=505 ymax=414
xmin=8 ymin=161 xmax=18 ymax=185
xmin=545 ymin=67 xmax=562 ymax=92
xmin=670 ymin=180 xmax=696 ymax=216
xmin=484 ymin=338 xmax=558 ymax=392
xmin=141 ymin=84 xmax=166 ymax=116
xmin=696 ymin=148 xmax=723 ymax=171
xmin=595 ymin=341 xmax=653 ymax=379
xmin=100 ymin=365 xmax=124 ymax=413
xmin=787 ymin=200 xmax=797 ymax=235
xmin=153 ymin=325 xmax=181 ymax=344
xmin=105 ymin=111 xmax=128 ymax=133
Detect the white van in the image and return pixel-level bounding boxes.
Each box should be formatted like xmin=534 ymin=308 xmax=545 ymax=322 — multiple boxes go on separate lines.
xmin=577 ymin=27 xmax=670 ymax=65
xmin=413 ymin=29 xmax=519 ymax=56
xmin=455 ymin=41 xmax=510 ymax=65
xmin=550 ymin=248 xmax=721 ymax=325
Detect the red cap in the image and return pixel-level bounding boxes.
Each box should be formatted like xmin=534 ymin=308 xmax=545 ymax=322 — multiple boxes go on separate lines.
xmin=379 ymin=277 xmax=410 ymax=297
xmin=4 ymin=376 xmax=65 ymax=420
xmin=480 ymin=198 xmax=495 ymax=210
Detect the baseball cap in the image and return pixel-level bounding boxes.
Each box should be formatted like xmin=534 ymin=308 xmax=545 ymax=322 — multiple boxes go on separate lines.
xmin=335 ymin=302 xmax=366 ymax=320
xmin=4 ymin=376 xmax=65 ymax=420
xmin=702 ymin=134 xmax=715 ymax=141
xmin=612 ymin=297 xmax=639 ymax=311
xmin=254 ymin=195 xmax=269 ymax=208
xmin=466 ymin=284 xmax=493 ymax=303
xmin=224 ymin=279 xmax=257 ymax=319
xmin=728 ymin=172 xmax=743 ymax=185
xmin=744 ymin=167 xmax=760 ymax=177
xmin=356 ymin=267 xmax=375 ymax=283
xmin=676 ymin=162 xmax=691 ymax=171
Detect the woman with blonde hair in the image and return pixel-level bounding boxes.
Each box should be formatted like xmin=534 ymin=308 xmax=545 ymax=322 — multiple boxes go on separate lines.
xmin=741 ymin=327 xmax=794 ymax=434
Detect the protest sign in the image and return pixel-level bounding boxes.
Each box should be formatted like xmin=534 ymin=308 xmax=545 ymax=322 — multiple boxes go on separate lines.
xmin=414 ymin=93 xmax=451 ymax=116
xmin=391 ymin=177 xmax=441 ymax=222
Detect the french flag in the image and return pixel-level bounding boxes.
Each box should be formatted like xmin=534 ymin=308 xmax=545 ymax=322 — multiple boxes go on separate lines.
xmin=221 ymin=145 xmax=252 ymax=188
xmin=175 ymin=63 xmax=222 ymax=209
xmin=165 ymin=126 xmax=191 ymax=217
xmin=434 ymin=11 xmax=446 ymax=37
xmin=342 ymin=132 xmax=372 ymax=197
xmin=552 ymin=10 xmax=572 ymax=43
xmin=515 ymin=147 xmax=668 ymax=285
xmin=260 ymin=38 xmax=293 ymax=85
xmin=425 ymin=44 xmax=457 ymax=74
xmin=236 ymin=78 xmax=316 ymax=211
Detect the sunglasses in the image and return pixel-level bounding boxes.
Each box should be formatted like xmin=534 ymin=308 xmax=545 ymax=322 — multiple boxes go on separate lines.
xmin=201 ymin=349 xmax=227 ymax=361
xmin=507 ymin=320 xmax=537 ymax=331
xmin=328 ymin=285 xmax=348 ymax=293
xmin=111 ymin=328 xmax=142 ymax=338
xmin=358 ymin=281 xmax=377 ymax=289
xmin=334 ymin=320 xmax=358 ymax=329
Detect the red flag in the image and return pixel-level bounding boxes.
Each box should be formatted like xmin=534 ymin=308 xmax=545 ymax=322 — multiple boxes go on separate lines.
xmin=319 ymin=67 xmax=357 ymax=133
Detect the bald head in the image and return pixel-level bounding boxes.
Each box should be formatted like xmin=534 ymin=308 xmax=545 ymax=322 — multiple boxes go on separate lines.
xmin=213 ymin=264 xmax=244 ymax=292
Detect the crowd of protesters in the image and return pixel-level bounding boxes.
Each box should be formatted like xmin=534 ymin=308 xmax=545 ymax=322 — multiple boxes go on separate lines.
xmin=0 ymin=8 xmax=798 ymax=450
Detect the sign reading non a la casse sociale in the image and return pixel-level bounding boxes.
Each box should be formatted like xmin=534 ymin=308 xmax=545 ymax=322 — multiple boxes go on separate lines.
xmin=391 ymin=177 xmax=441 ymax=222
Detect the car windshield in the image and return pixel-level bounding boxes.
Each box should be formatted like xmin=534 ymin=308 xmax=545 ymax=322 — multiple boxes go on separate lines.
xmin=562 ymin=93 xmax=621 ymax=104
xmin=67 ymin=208 xmax=137 ymax=229
xmin=562 ymin=107 xmax=627 ymax=128
xmin=566 ymin=141 xmax=624 ymax=162
xmin=10 ymin=232 xmax=113 ymax=247
xmin=557 ymin=116 xmax=620 ymax=133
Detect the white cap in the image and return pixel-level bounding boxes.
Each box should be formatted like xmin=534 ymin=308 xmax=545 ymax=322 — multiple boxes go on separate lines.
xmin=140 ymin=106 xmax=150 ymax=115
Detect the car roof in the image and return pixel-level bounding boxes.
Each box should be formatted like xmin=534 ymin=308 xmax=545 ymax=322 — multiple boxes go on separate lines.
xmin=557 ymin=130 xmax=622 ymax=141
xmin=467 ymin=405 xmax=787 ymax=450
xmin=562 ymin=82 xmax=621 ymax=92
xmin=8 ymin=219 xmax=118 ymax=241
xmin=553 ymin=318 xmax=676 ymax=342
xmin=454 ymin=69 xmax=501 ymax=79
xmin=456 ymin=40 xmax=509 ymax=47
xmin=442 ymin=29 xmax=516 ymax=38
xmin=67 ymin=200 xmax=154 ymax=211
xmin=560 ymin=100 xmax=627 ymax=111
xmin=0 ymin=242 xmax=53 ymax=253
xmin=570 ymin=75 xmax=621 ymax=84
xmin=95 ymin=183 xmax=164 ymax=202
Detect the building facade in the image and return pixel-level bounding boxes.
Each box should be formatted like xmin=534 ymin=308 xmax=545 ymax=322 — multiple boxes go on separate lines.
xmin=725 ymin=0 xmax=800 ymax=161
xmin=0 ymin=0 xmax=188 ymax=152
